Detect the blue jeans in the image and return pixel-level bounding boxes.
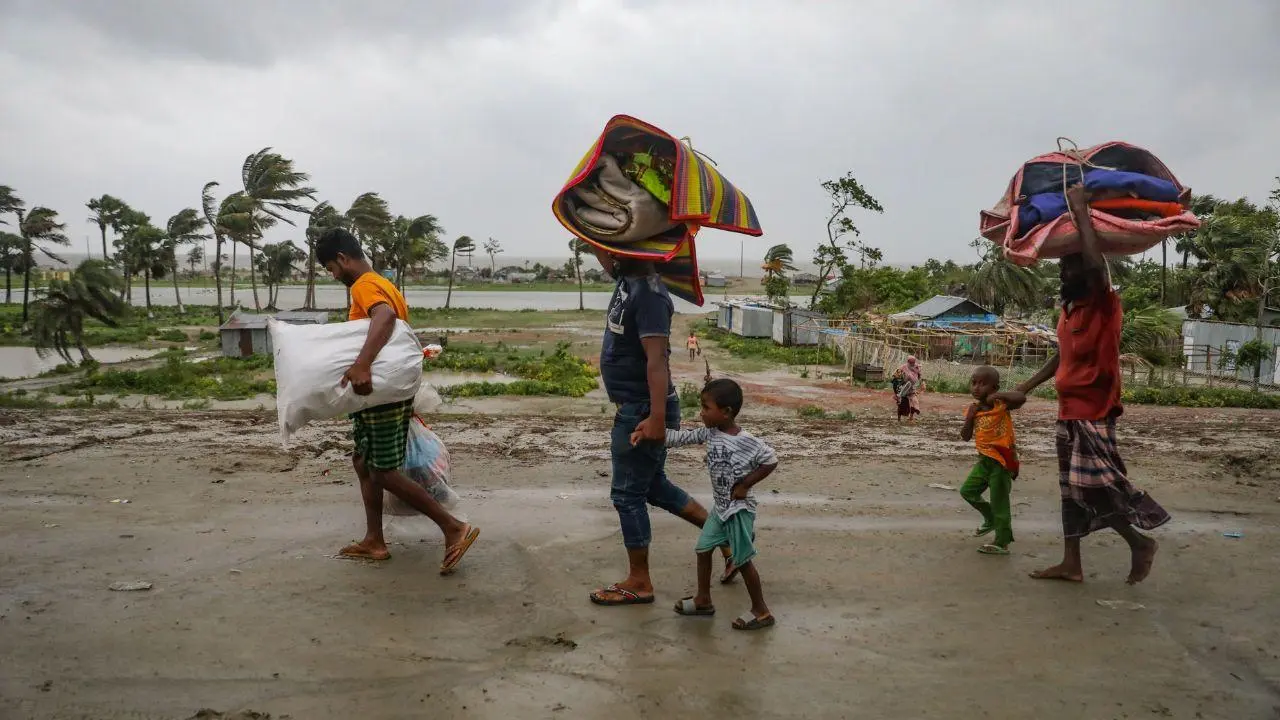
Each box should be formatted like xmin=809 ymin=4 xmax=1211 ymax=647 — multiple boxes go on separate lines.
xmin=610 ymin=395 xmax=689 ymax=549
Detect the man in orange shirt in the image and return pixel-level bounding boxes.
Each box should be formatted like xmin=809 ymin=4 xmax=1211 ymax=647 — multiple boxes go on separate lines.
xmin=316 ymin=228 xmax=479 ymax=574
xmin=1017 ymin=185 xmax=1169 ymax=584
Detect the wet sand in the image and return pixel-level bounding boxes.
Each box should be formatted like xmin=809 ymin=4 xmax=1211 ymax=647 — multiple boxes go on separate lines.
xmin=1 ymin=406 xmax=1278 ymax=719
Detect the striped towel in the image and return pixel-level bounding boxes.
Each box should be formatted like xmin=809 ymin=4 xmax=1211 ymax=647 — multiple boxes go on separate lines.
xmin=553 ymin=115 xmax=762 ymax=305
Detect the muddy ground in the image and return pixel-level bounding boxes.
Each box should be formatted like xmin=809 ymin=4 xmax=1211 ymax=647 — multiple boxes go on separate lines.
xmin=1 ymin=402 xmax=1278 ymax=719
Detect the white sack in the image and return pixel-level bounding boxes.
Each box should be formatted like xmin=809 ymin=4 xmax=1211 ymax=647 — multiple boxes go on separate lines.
xmin=413 ymin=382 xmax=443 ymax=415
xmin=270 ymin=317 xmax=423 ymax=444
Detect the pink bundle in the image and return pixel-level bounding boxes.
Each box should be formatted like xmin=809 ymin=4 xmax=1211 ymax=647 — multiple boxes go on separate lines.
xmin=979 ymin=140 xmax=1200 ymax=266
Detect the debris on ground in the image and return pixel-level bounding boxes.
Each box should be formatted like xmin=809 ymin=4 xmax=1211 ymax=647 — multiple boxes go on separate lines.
xmin=927 ymin=483 xmax=956 ymax=491
xmin=1096 ymin=599 xmax=1146 ymax=611
xmin=108 ymin=581 xmax=152 ymax=592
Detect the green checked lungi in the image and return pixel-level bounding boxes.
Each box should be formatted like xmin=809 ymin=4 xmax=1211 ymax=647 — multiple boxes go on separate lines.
xmin=351 ymin=399 xmax=414 ymax=471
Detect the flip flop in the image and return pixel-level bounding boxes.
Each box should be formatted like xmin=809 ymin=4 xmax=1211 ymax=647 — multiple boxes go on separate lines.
xmin=589 ymin=584 xmax=656 ymax=606
xmin=978 ymin=544 xmax=1010 ymax=555
xmin=674 ymin=597 xmax=716 ymax=616
xmin=439 ymin=525 xmax=480 ymax=575
xmin=973 ymin=525 xmax=994 ymax=538
xmin=338 ymin=543 xmax=390 ymax=561
xmin=732 ymin=612 xmax=775 ymax=631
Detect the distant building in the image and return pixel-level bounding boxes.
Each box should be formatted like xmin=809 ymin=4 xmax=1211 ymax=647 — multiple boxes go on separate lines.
xmin=219 ymin=309 xmax=330 ymax=358
xmin=889 ymin=295 xmax=998 ymax=327
xmin=1182 ymin=319 xmax=1280 ymax=386
xmin=703 ymin=272 xmax=727 ymax=288
xmin=792 ymin=272 xmax=821 ymax=285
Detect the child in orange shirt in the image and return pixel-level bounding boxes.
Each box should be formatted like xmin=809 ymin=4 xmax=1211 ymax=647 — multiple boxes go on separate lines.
xmin=960 ymin=366 xmax=1026 ymax=555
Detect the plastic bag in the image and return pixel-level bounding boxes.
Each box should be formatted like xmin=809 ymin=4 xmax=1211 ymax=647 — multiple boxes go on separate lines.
xmin=413 ymin=382 xmax=443 ymax=415
xmin=386 ymin=417 xmax=459 ymax=516
xmin=270 ymin=317 xmax=423 ymax=444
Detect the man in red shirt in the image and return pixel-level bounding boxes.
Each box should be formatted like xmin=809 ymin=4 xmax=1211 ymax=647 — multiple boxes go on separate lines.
xmin=1017 ymin=185 xmax=1170 ymax=584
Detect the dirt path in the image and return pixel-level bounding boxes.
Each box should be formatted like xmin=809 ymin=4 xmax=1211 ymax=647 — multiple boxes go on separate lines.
xmin=1 ymin=406 xmax=1278 ymax=719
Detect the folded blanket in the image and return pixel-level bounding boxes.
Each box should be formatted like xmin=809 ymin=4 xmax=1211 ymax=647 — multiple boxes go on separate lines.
xmin=553 ymin=114 xmax=762 ymax=305
xmin=980 ymin=141 xmax=1200 ymax=265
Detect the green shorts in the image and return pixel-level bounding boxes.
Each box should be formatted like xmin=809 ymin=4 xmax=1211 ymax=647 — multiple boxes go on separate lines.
xmin=696 ymin=510 xmax=757 ymax=568
xmin=351 ymin=399 xmax=414 ymax=471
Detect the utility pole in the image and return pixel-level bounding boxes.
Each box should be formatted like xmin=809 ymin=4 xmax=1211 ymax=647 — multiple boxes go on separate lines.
xmin=739 ymin=239 xmax=744 ymax=278
xmin=85 ymin=235 xmax=91 ymax=260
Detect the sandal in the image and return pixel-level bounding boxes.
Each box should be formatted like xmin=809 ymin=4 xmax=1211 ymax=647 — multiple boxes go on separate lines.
xmin=720 ymin=555 xmax=740 ymax=584
xmin=978 ymin=544 xmax=1010 ymax=555
xmin=589 ymin=584 xmax=656 ymax=606
xmin=439 ymin=525 xmax=480 ymax=575
xmin=674 ymin=597 xmax=716 ymax=616
xmin=732 ymin=612 xmax=775 ymax=631
xmin=973 ymin=524 xmax=994 ymax=538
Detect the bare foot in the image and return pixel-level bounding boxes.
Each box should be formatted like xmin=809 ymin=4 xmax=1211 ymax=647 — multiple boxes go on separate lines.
xmin=1029 ymin=564 xmax=1083 ymax=582
xmin=339 ymin=541 xmax=390 ymax=561
xmin=1127 ymin=538 xmax=1158 ymax=585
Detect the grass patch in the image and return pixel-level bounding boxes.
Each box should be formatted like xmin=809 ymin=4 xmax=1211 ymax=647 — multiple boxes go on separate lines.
xmin=0 ymin=391 xmax=55 ymax=409
xmin=924 ymin=371 xmax=1280 ymax=409
xmin=56 ymin=351 xmax=275 ymax=400
xmin=797 ymin=405 xmax=827 ymax=419
xmin=0 ymin=304 xmax=226 ymax=348
xmin=703 ymin=326 xmax=840 ymax=366
xmin=437 ymin=342 xmax=598 ymax=398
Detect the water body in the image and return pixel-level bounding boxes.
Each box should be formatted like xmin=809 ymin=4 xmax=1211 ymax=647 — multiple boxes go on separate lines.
xmin=127 ymin=286 xmax=807 ymax=314
xmin=0 ymin=346 xmax=163 ymax=379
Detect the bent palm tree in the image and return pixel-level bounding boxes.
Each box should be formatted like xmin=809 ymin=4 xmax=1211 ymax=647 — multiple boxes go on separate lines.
xmin=0 ymin=232 xmax=23 ymax=303
xmin=29 ymin=260 xmax=126 ymax=364
xmin=389 ymin=214 xmax=444 ymax=289
xmin=346 ymin=192 xmax=393 ymax=266
xmin=241 ymin=148 xmax=316 ymax=310
xmin=163 ymin=208 xmax=209 ymax=315
xmin=761 ymin=243 xmax=796 ymax=279
xmin=965 ymin=246 xmax=1044 ymax=316
xmin=445 ymin=236 xmax=475 ymax=309
xmin=86 ymin=195 xmax=127 ymax=263
xmin=19 ymin=207 xmax=71 ymax=323
xmin=569 ymin=238 xmax=592 ymax=311
xmin=201 ymin=182 xmax=229 ymax=323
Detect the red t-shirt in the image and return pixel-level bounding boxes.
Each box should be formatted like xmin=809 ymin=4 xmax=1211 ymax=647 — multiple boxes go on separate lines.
xmin=1055 ymin=287 xmax=1123 ymax=420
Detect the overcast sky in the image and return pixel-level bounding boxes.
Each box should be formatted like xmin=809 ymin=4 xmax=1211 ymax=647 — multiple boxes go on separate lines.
xmin=2 ymin=0 xmax=1277 ymax=269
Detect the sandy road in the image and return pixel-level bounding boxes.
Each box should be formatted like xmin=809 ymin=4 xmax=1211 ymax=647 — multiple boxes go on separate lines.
xmin=1 ymin=406 xmax=1278 ymax=719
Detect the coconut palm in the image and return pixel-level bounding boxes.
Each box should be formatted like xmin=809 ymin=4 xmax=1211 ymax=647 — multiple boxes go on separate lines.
xmin=186 ymin=246 xmax=204 ymax=279
xmin=965 ymin=245 xmax=1045 ymax=316
xmin=346 ymin=192 xmax=393 ymax=268
xmin=240 ymin=148 xmax=317 ymax=310
xmin=256 ymin=241 xmax=305 ymax=310
xmin=569 ymin=238 xmax=592 ymax=311
xmin=162 ymin=208 xmax=209 ymax=315
xmin=1 ymin=232 xmax=25 ymax=303
xmin=216 ymin=192 xmax=257 ymax=310
xmin=1120 ymin=306 xmax=1181 ymax=364
xmin=200 ymin=182 xmax=229 ymax=323
xmin=29 ymin=260 xmax=126 ymax=364
xmin=303 ymin=201 xmax=345 ymax=308
xmin=19 ymin=207 xmax=71 ymax=323
xmin=445 ymin=236 xmax=475 ymax=309
xmin=115 ymin=214 xmax=165 ymax=313
xmin=86 ymin=195 xmax=127 ymax=262
xmin=761 ymin=243 xmax=796 ymax=279
xmin=388 ymin=214 xmax=445 ymax=289
xmin=0 ymin=185 xmax=24 ymax=226
xmin=483 ymin=237 xmax=503 ymax=278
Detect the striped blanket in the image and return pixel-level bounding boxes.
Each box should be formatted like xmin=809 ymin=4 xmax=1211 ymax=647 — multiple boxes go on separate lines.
xmin=552 ymin=115 xmax=762 ymax=305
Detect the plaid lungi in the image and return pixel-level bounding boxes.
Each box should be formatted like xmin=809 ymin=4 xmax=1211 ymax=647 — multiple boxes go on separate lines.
xmin=351 ymin=399 xmax=414 ymax=471
xmin=1056 ymin=420 xmax=1170 ymax=539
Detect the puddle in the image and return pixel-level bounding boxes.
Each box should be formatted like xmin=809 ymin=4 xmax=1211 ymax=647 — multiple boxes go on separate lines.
xmin=0 ymin=346 xmax=164 ymax=379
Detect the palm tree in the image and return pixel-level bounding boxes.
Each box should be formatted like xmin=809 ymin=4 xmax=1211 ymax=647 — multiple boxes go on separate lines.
xmin=201 ymin=182 xmax=230 ymax=323
xmin=346 ymin=192 xmax=393 ymax=267
xmin=117 ymin=219 xmax=165 ymax=313
xmin=186 ymin=246 xmax=205 ymax=280
xmin=0 ymin=232 xmax=23 ymax=304
xmin=569 ymin=238 xmax=591 ymax=311
xmin=304 ymin=201 xmax=345 ymax=308
xmin=445 ymin=236 xmax=475 ymax=309
xmin=163 ymin=208 xmax=209 ymax=315
xmin=484 ymin=237 xmax=503 ymax=278
xmin=388 ymin=214 xmax=445 ymax=289
xmin=216 ymin=192 xmax=256 ymax=310
xmin=240 ymin=148 xmax=317 ymax=310
xmin=965 ymin=245 xmax=1045 ymax=316
xmin=256 ymin=241 xmax=305 ymax=310
xmin=29 ymin=260 xmax=126 ymax=364
xmin=19 ymin=207 xmax=71 ymax=323
xmin=761 ymin=243 xmax=796 ymax=279
xmin=86 ymin=195 xmax=127 ymax=262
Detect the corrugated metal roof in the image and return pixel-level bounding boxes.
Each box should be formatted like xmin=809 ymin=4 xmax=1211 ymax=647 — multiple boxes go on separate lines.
xmin=220 ymin=310 xmax=331 ymax=331
xmin=899 ymin=295 xmax=990 ymax=319
xmin=274 ymin=310 xmax=331 ymax=324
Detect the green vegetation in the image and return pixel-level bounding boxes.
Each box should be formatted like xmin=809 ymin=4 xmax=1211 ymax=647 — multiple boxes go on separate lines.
xmin=703 ymin=325 xmax=840 ymax=366
xmin=434 ymin=342 xmax=598 ymax=398
xmin=922 ymin=372 xmax=1279 ymax=409
xmin=796 ymin=405 xmax=827 ymax=418
xmin=0 ymin=391 xmax=55 ymax=409
xmin=55 ymin=351 xmax=274 ymax=400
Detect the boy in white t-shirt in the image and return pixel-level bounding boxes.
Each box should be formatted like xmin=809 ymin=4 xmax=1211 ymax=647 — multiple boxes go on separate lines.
xmin=636 ymin=378 xmax=778 ymax=630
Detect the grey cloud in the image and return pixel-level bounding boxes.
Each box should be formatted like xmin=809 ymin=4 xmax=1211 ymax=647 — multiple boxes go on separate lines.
xmin=0 ymin=0 xmax=554 ymax=66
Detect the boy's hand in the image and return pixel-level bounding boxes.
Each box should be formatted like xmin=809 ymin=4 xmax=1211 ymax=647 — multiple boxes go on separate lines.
xmin=634 ymin=416 xmax=666 ymax=443
xmin=965 ymin=402 xmax=980 ymax=419
xmin=731 ymin=483 xmax=750 ymax=501
xmin=341 ymin=362 xmax=374 ymax=396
